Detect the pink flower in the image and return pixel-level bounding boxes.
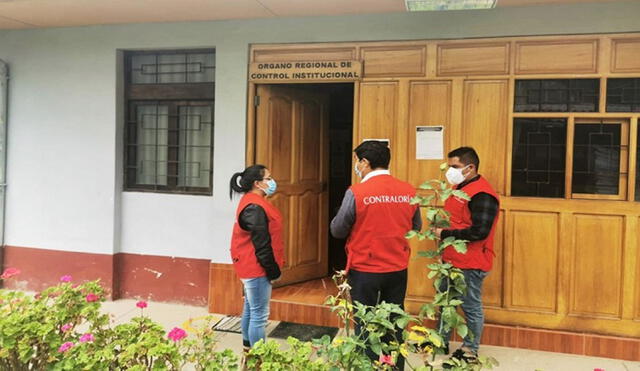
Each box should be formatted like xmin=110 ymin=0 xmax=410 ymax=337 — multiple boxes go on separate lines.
xmin=71 ymin=283 xmax=79 ymax=289
xmin=379 ymin=354 xmax=394 ymax=365
xmin=60 ymin=323 xmax=73 ymax=332
xmin=167 ymin=327 xmax=187 ymax=342
xmin=85 ymin=293 xmax=99 ymax=302
xmin=58 ymin=342 xmax=74 ymax=353
xmin=79 ymin=333 xmax=94 ymax=343
xmin=60 ymin=275 xmax=72 ymax=282
xmin=34 ymin=293 xmax=41 ymax=300
xmin=136 ymin=300 xmax=148 ymax=309
xmin=1 ymin=267 xmax=21 ymax=279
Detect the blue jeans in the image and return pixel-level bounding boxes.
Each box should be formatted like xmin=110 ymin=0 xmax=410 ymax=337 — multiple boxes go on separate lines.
xmin=437 ymin=269 xmax=488 ymax=353
xmin=241 ymin=276 xmax=272 ymax=346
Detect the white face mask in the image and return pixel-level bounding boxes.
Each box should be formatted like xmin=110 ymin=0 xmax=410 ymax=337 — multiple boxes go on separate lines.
xmin=354 ymin=160 xmax=363 ymax=178
xmin=445 ymin=165 xmax=470 ymax=185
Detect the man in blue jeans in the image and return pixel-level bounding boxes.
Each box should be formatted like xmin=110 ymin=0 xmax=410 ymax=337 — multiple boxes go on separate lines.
xmin=435 ymin=147 xmax=500 ymax=365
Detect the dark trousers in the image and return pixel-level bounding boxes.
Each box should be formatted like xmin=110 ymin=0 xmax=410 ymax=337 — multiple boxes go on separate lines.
xmin=349 ymin=269 xmax=408 ymax=370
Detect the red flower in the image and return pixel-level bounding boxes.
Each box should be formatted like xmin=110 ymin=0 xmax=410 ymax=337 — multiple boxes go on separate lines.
xmin=379 ymin=354 xmax=394 ymax=365
xmin=1 ymin=267 xmax=20 ymax=279
xmin=60 ymin=275 xmax=72 ymax=282
xmin=136 ymin=301 xmax=148 ymax=309
xmin=167 ymin=327 xmax=187 ymax=342
xmin=58 ymin=342 xmax=74 ymax=353
xmin=85 ymin=293 xmax=99 ymax=302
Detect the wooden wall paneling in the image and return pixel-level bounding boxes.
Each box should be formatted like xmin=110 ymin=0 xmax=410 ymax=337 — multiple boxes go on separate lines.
xmin=621 ymin=216 xmax=638 ymax=320
xmin=360 ymin=46 xmax=426 ymax=77
xmin=556 ymin=212 xmax=574 ymax=317
xmin=407 ymin=81 xmax=452 ymax=187
xmin=357 ymin=81 xmax=398 ymax=144
xmin=252 ymin=47 xmax=356 ymax=63
xmin=406 ymin=236 xmax=438 ymax=302
xmin=483 ymin=211 xmax=505 ymax=308
xmin=598 ymin=36 xmax=611 ymax=77
xmin=425 ymin=43 xmax=438 ymax=79
xmin=611 ymin=38 xmax=640 ymax=73
xmin=208 ymin=263 xmax=243 ymax=315
xmin=637 ymin=216 xmax=640 ymax=321
xmin=449 ymin=79 xmax=465 ymax=151
xmin=507 ymin=211 xmax=559 ymax=312
xmin=570 ymin=214 xmax=625 ymax=319
xmin=395 ymin=80 xmax=411 ymax=181
xmin=462 ymin=80 xmax=509 ymax=195
xmin=437 ymin=43 xmax=509 ymax=76
xmin=515 ymin=40 xmax=598 ymax=75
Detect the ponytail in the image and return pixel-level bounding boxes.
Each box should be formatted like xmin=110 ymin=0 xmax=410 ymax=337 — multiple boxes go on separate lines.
xmin=229 ymin=164 xmax=267 ymax=199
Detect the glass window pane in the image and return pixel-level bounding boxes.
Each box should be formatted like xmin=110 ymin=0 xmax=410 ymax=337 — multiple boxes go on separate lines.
xmin=178 ymin=105 xmax=213 ymax=188
xmin=131 ymin=54 xmax=157 ymax=84
xmin=136 ymin=105 xmax=169 ymax=186
xmin=130 ymin=51 xmax=215 ymax=85
xmin=515 ymin=79 xmax=599 ymax=112
xmin=572 ymin=123 xmax=621 ymax=195
xmin=511 ymin=118 xmax=567 ymax=197
xmin=607 ymin=78 xmax=640 ymax=112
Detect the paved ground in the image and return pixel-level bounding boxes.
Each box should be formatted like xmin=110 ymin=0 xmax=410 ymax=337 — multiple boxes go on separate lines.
xmin=102 ymin=299 xmax=640 ymax=371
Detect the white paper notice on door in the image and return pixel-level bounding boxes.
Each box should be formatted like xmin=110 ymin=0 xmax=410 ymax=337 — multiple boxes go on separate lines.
xmin=416 ymin=126 xmax=444 ymax=160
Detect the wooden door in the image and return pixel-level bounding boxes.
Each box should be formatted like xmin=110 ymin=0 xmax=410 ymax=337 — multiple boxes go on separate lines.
xmin=254 ymin=85 xmax=329 ymax=286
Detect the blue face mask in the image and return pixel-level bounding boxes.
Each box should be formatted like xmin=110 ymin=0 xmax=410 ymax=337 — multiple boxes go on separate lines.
xmin=261 ymin=179 xmax=277 ymax=196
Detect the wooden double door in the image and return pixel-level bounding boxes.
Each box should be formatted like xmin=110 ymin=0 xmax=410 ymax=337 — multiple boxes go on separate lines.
xmin=254 ymin=85 xmax=330 ymax=286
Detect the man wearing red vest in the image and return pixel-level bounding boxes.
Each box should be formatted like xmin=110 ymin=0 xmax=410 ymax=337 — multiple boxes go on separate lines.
xmin=435 ymin=147 xmax=500 ymax=365
xmin=331 ymin=140 xmax=421 ymax=370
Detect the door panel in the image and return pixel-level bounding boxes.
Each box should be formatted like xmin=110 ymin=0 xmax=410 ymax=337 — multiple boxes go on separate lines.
xmin=255 ymin=85 xmax=329 ymax=286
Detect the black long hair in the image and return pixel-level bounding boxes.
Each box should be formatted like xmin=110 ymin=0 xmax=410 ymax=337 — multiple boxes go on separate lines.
xmin=229 ymin=164 xmax=267 ymax=199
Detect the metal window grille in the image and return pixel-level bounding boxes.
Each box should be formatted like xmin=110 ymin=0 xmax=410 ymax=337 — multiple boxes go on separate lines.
xmin=124 ymin=50 xmax=215 ymax=195
xmin=514 ymin=79 xmax=599 ymax=112
xmin=606 ymin=78 xmax=640 ymax=113
xmin=511 ymin=118 xmax=567 ymax=198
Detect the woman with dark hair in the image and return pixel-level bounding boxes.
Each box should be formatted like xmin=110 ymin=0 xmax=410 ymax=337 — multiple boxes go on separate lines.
xmin=229 ymin=164 xmax=284 ymax=359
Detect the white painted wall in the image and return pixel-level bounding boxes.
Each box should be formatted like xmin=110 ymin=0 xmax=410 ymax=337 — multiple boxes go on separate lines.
xmin=1 ymin=1 xmax=639 ymax=262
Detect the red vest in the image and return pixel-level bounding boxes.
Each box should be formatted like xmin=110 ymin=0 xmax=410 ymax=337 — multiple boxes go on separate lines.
xmin=346 ymin=174 xmax=418 ymax=273
xmin=442 ymin=176 xmax=499 ymax=272
xmin=230 ymin=193 xmax=285 ymax=279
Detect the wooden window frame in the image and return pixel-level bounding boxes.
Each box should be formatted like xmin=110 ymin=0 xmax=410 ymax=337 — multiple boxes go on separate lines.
xmin=569 ymin=118 xmax=629 ymax=201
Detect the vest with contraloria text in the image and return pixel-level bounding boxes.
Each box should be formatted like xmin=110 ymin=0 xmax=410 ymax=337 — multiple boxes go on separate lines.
xmin=346 ymin=174 xmax=418 ymax=273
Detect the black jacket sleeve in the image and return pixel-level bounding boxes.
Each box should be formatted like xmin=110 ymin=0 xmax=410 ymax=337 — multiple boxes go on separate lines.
xmin=239 ymin=204 xmax=282 ymax=281
xmin=440 ymin=192 xmax=499 ymax=242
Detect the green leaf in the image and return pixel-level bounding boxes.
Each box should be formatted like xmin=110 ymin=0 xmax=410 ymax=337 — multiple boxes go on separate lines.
xmin=451 ymin=189 xmax=471 ymax=201
xmin=419 ymin=181 xmax=434 ymax=190
xmin=456 ymin=324 xmax=468 ymax=339
xmin=405 ymin=230 xmax=418 ymax=239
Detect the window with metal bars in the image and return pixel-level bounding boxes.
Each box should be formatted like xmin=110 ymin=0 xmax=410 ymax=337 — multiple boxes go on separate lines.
xmin=514 ymin=79 xmax=599 ymax=112
xmin=511 ymin=118 xmax=630 ymax=200
xmin=606 ymin=78 xmax=640 ymax=113
xmin=511 ymin=118 xmax=567 ymax=198
xmin=572 ymin=121 xmax=627 ymax=198
xmin=124 ymin=50 xmax=215 ymax=195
